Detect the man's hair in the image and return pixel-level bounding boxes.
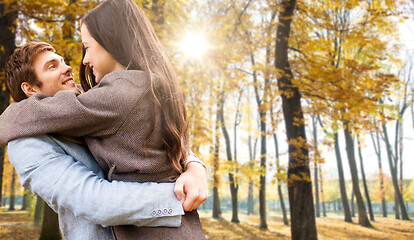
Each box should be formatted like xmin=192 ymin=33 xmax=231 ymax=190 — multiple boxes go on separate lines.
xmin=5 ymin=41 xmax=55 ymax=102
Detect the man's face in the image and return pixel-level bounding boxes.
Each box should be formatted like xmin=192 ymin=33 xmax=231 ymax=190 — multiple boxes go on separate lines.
xmin=32 ymin=51 xmax=80 ymax=96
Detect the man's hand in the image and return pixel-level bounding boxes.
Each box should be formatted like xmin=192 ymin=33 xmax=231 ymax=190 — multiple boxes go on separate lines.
xmin=174 ymin=162 xmax=208 ymax=212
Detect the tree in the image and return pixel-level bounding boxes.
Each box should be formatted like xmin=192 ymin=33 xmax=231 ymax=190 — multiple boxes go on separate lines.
xmin=218 ymin=90 xmax=241 ymax=223
xmin=333 ymin=131 xmax=352 ymax=222
xmin=344 ymin=123 xmax=372 ymax=227
xmin=311 ymin=113 xmax=321 ymax=218
xmin=318 ymin=117 xmax=352 ymax=222
xmin=371 ymin=126 xmax=387 ymax=217
xmin=34 ymin=196 xmax=43 ymax=225
xmin=246 ymin=87 xmax=259 ymax=216
xmin=275 ymin=0 xmax=317 ymax=239
xmin=247 ymin=127 xmax=258 ymax=215
xmin=21 ymin=189 xmax=31 ymax=210
xmin=8 ymin=169 xmax=16 ymax=211
xmin=291 ymin=0 xmax=404 ymax=227
xmin=319 ymin=165 xmax=326 ymax=217
xmin=357 ymin=136 xmax=374 ymax=221
xmin=39 ymin=204 xmax=61 ymax=240
xmin=378 ymin=58 xmax=413 ymax=220
xmin=382 ymin=121 xmax=410 ymax=220
xmin=270 ymin=107 xmax=289 ymax=225
xmin=212 ymin=101 xmax=222 ymax=219
xmin=239 ymin=1 xmax=277 ymax=229
xmin=221 ymin=0 xmax=278 ymax=229
xmin=0 ymin=0 xmax=17 ymax=207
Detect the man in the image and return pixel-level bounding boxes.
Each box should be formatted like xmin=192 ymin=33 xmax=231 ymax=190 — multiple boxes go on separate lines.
xmin=4 ymin=41 xmax=207 ymax=239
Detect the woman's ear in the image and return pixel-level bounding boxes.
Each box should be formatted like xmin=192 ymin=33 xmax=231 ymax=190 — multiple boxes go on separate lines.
xmin=21 ymin=82 xmax=39 ymax=98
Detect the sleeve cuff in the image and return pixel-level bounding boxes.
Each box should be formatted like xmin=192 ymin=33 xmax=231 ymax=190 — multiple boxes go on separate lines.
xmin=183 ymin=151 xmax=207 ymax=171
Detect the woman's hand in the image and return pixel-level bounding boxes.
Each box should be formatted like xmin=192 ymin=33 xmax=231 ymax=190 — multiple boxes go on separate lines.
xmin=174 ymin=162 xmax=208 ymax=212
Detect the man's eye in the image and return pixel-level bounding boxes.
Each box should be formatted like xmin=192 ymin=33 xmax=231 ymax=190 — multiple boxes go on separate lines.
xmin=48 ymin=64 xmax=56 ymax=69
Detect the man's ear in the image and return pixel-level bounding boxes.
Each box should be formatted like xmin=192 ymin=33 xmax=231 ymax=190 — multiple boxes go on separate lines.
xmin=21 ymin=82 xmax=39 ymax=98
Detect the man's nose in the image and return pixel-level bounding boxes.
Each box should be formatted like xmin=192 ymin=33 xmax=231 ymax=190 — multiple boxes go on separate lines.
xmin=63 ymin=64 xmax=72 ymax=75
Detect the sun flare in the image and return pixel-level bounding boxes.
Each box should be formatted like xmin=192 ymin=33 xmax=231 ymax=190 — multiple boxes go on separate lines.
xmin=179 ymin=33 xmax=209 ymax=59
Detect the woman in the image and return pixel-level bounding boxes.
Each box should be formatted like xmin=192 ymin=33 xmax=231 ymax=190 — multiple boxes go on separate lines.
xmin=0 ymin=0 xmax=205 ymax=239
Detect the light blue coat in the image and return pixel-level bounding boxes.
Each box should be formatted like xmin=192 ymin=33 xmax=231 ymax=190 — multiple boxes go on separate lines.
xmin=8 ymin=135 xmax=183 ymax=240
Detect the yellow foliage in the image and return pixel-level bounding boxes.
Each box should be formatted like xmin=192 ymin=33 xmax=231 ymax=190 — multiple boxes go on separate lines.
xmin=291 ymin=0 xmax=404 ymax=135
xmin=4 ymin=0 xmax=412 ymax=215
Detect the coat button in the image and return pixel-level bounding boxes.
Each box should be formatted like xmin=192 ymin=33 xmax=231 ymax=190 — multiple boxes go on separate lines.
xmin=168 ymin=208 xmax=173 ymax=214
xmin=163 ymin=208 xmax=168 ymax=214
xmin=157 ymin=209 xmax=162 ymax=215
xmin=151 ymin=210 xmax=157 ymax=216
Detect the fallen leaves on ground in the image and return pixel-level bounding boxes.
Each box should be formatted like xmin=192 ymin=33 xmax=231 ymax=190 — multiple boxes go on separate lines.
xmin=0 ymin=210 xmax=40 ymax=240
xmin=199 ymin=211 xmax=414 ymax=240
xmin=1 ymin=210 xmax=413 ymax=240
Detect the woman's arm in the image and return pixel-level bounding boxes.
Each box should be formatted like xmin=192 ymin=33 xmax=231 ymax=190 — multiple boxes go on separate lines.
xmin=0 ymin=74 xmax=147 ymax=146
xmin=174 ymin=150 xmax=208 ymax=211
xmin=175 ymin=161 xmax=208 ymax=212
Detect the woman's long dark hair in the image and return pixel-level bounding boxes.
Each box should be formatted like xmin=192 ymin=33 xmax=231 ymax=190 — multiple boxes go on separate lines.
xmin=79 ymin=0 xmax=189 ymax=172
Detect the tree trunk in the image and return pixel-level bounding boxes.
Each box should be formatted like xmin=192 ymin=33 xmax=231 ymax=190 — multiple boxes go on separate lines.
xmin=0 ymin=1 xmax=17 ymax=207
xmin=34 ymin=197 xmax=44 ymax=225
xmin=0 ymin=147 xmax=5 ymax=207
xmin=21 ymin=190 xmax=30 ymax=210
xmin=275 ymin=1 xmax=317 ymax=239
xmin=396 ymin=112 xmax=404 ymax=203
xmin=351 ymin=190 xmax=355 ymax=217
xmin=314 ymin=162 xmax=320 ymax=218
xmin=333 ymin=201 xmax=337 ymax=212
xmin=395 ymin=195 xmax=400 ymax=219
xmin=273 ymin=132 xmax=289 ymax=225
xmin=39 ymin=204 xmax=61 ymax=240
xmin=251 ymin=54 xmax=269 ymax=229
xmin=258 ymin=112 xmax=267 ymax=229
xmin=233 ymin=90 xmax=243 ymax=221
xmin=334 ymin=132 xmax=353 ymax=222
xmin=312 ymin=115 xmax=320 ymax=218
xmin=371 ymin=128 xmax=387 ymax=217
xmin=251 ymin=7 xmax=276 ymax=230
xmin=343 ymin=123 xmax=372 ymax=227
xmin=247 ymin=182 xmax=254 ymax=215
xmin=8 ymin=170 xmax=16 ymax=211
xmin=357 ymin=137 xmax=374 ymax=221
xmin=218 ymin=94 xmax=239 ymax=223
xmin=394 ymin=122 xmax=401 ymax=220
xmin=319 ymin=166 xmax=326 ymax=217
xmin=212 ymin=103 xmax=221 ymax=219
xmin=382 ymin=124 xmax=410 ymax=220
xmin=247 ymin=135 xmax=257 ymax=215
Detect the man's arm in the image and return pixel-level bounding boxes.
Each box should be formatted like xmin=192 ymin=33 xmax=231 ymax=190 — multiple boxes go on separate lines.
xmin=8 ymin=135 xmax=184 ymax=227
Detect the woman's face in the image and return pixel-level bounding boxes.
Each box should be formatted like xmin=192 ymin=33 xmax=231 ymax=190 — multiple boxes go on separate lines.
xmin=81 ymin=24 xmax=125 ymax=83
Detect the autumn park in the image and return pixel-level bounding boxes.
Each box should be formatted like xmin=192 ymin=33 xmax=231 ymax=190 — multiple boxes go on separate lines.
xmin=1 ymin=0 xmax=414 ymax=239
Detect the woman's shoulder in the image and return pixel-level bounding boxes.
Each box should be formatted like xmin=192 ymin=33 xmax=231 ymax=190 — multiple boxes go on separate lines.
xmin=94 ymin=70 xmax=151 ymax=101
xmin=100 ymin=70 xmax=149 ymax=86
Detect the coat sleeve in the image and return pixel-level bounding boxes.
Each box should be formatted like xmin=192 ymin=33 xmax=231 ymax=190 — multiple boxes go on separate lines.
xmin=0 ymin=76 xmax=148 ymax=147
xmin=8 ymin=135 xmax=184 ymax=227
